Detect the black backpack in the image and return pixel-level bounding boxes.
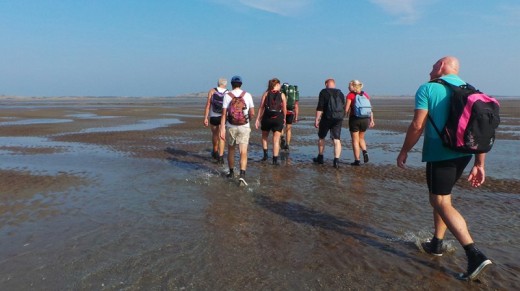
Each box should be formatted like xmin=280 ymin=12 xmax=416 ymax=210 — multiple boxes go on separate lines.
xmin=325 ymin=89 xmax=345 ymax=120
xmin=211 ymin=88 xmax=227 ymax=114
xmin=264 ymin=91 xmax=283 ymax=117
xmin=428 ymin=79 xmax=500 ymax=154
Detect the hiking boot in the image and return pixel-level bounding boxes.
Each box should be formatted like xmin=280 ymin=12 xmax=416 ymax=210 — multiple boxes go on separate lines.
xmin=421 ymin=239 xmax=443 ymax=257
xmin=262 ymin=149 xmax=268 ymax=161
xmin=272 ymin=156 xmax=279 ymax=166
xmin=226 ymin=170 xmax=234 ymax=178
xmin=280 ymin=136 xmax=287 ymax=149
xmin=350 ymin=160 xmax=361 ymax=166
xmin=333 ymin=158 xmax=340 ymax=169
xmin=459 ymin=250 xmax=492 ymax=281
xmin=363 ymin=150 xmax=369 ymax=163
xmin=313 ymin=155 xmax=324 ymax=164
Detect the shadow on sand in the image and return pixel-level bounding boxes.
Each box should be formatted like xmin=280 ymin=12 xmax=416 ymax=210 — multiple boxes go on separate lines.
xmin=254 ymin=194 xmax=460 ymax=277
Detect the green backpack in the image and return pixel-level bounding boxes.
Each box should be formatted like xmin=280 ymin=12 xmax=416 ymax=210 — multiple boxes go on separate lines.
xmin=282 ymin=84 xmax=299 ymax=111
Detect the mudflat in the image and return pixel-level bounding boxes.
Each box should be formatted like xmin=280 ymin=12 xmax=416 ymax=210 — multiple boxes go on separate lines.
xmin=0 ymin=96 xmax=519 ymax=289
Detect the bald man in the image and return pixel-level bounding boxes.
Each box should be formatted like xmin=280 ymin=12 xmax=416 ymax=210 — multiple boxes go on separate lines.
xmin=397 ymin=56 xmax=492 ymax=280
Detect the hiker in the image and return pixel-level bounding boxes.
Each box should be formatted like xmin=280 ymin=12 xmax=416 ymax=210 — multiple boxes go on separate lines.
xmin=203 ymin=78 xmax=227 ymax=164
xmin=255 ymin=78 xmax=287 ymax=165
xmin=313 ymin=78 xmax=346 ymax=168
xmin=397 ymin=56 xmax=492 ymax=280
xmin=345 ymin=80 xmax=374 ymax=166
xmin=280 ymin=83 xmax=299 ymax=151
xmin=219 ymin=75 xmax=255 ymax=183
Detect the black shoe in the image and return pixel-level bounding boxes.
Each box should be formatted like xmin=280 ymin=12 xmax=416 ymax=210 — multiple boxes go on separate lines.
xmin=313 ymin=155 xmax=324 ymax=164
xmin=261 ymin=155 xmax=268 ymax=162
xmin=363 ymin=151 xmax=369 ymax=163
xmin=333 ymin=158 xmax=340 ymax=169
xmin=280 ymin=137 xmax=286 ymax=148
xmin=350 ymin=160 xmax=361 ymax=166
xmin=211 ymin=151 xmax=218 ymax=160
xmin=217 ymin=156 xmax=224 ymax=164
xmin=459 ymin=251 xmax=492 ymax=281
xmin=421 ymin=240 xmax=443 ymax=257
xmin=284 ymin=144 xmax=290 ymax=151
xmin=272 ymin=157 xmax=279 ymax=166
xmin=226 ymin=171 xmax=234 ymax=178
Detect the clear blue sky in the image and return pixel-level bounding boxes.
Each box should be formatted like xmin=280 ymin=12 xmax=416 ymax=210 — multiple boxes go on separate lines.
xmin=1 ymin=0 xmax=519 ymax=97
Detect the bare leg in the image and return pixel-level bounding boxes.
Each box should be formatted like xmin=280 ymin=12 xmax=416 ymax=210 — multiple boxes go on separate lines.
xmin=286 ymin=124 xmax=292 ymax=145
xmin=333 ymin=138 xmax=341 ymax=159
xmin=318 ymin=138 xmax=325 ymax=155
xmin=227 ymin=144 xmax=235 ymax=170
xmin=210 ymin=125 xmax=219 ymax=154
xmin=359 ymin=131 xmax=367 ymax=152
xmin=273 ymin=131 xmax=281 ymax=157
xmin=429 ymin=194 xmax=474 ymax=246
xmin=238 ymin=143 xmax=248 ymax=171
xmin=261 ymin=131 xmax=269 ymax=151
xmin=351 ymin=131 xmax=360 ymax=160
xmin=218 ymin=130 xmax=225 ymax=157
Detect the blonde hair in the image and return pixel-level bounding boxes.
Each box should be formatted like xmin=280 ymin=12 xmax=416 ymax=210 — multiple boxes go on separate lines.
xmin=349 ymin=80 xmax=363 ymax=92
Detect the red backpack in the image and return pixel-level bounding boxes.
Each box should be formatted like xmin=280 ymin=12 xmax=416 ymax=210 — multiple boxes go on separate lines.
xmin=227 ymin=91 xmax=248 ymax=125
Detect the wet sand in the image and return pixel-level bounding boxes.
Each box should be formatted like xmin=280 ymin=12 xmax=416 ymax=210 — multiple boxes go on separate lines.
xmin=0 ymin=96 xmax=519 ymax=289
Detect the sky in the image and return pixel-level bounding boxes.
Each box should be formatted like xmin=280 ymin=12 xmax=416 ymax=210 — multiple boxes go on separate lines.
xmin=1 ymin=0 xmax=519 ymax=97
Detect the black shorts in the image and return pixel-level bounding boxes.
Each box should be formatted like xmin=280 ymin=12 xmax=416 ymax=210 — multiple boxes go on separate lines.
xmin=426 ymin=155 xmax=472 ymax=195
xmin=209 ymin=116 xmax=221 ymax=126
xmin=318 ymin=118 xmax=343 ymax=139
xmin=261 ymin=114 xmax=284 ymax=132
xmin=349 ymin=116 xmax=370 ymax=132
xmin=285 ymin=113 xmax=295 ymax=125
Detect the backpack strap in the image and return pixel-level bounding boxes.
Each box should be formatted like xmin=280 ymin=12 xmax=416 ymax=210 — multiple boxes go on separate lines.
xmin=227 ymin=92 xmax=236 ymax=98
xmin=427 ymin=114 xmax=443 ymax=139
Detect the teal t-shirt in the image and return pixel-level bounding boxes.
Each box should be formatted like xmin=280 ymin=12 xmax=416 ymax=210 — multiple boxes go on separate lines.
xmin=415 ymin=74 xmax=472 ymax=162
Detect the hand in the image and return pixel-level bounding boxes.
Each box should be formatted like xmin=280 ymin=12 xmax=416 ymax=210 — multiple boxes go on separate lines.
xmin=468 ymin=165 xmax=485 ymax=187
xmin=397 ymin=151 xmax=408 ymax=169
xmin=255 ymin=119 xmax=260 ymax=130
xmin=204 ymin=118 xmax=209 ymax=127
xmin=369 ymin=120 xmax=375 ymax=128
xmin=294 ymin=117 xmax=299 ymax=124
xmin=315 ymin=119 xmax=319 ymax=128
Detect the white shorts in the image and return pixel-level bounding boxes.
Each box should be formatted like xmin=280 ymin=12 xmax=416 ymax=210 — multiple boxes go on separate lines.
xmin=228 ymin=126 xmax=251 ymax=145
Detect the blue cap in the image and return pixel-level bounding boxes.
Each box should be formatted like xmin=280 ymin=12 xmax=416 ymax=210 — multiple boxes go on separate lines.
xmin=231 ymin=75 xmax=242 ymax=83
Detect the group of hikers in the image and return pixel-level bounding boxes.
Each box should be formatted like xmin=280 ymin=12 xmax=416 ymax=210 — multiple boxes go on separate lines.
xmin=202 ymin=56 xmax=499 ymax=281
xmin=204 ymin=76 xmax=301 ymax=169
xmin=203 ymin=76 xmax=375 ymax=174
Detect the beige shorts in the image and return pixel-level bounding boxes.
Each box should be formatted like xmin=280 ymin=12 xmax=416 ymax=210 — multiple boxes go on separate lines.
xmin=228 ymin=126 xmax=251 ymax=145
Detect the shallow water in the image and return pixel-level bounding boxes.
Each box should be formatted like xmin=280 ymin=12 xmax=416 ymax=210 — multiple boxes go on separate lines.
xmin=0 ymin=118 xmax=74 ymax=126
xmin=0 ymin=101 xmax=519 ymax=290
xmin=80 ymin=118 xmax=183 ymax=133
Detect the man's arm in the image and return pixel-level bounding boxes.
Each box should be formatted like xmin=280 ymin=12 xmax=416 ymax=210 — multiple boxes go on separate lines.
xmin=397 ymin=109 xmax=428 ymax=168
xmin=219 ymin=108 xmax=227 ymax=140
xmin=315 ymin=110 xmax=322 ymax=128
xmin=294 ymin=101 xmax=299 ymax=122
xmin=282 ymin=93 xmax=287 ymax=125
